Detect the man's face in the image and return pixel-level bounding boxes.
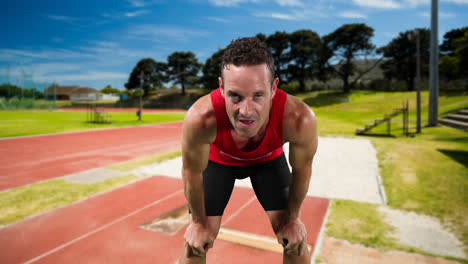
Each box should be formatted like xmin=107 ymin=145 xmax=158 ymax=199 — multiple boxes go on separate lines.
xmin=219 ymin=63 xmax=278 ymax=138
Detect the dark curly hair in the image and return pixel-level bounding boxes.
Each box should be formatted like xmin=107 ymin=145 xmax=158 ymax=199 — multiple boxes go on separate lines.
xmin=222 ymin=37 xmax=275 ymax=84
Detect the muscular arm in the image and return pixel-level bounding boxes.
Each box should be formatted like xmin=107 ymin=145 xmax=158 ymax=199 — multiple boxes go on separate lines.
xmin=284 ymin=96 xmax=318 ymax=219
xmin=181 ymin=95 xmax=216 ymax=224
xmin=278 ymin=96 xmax=318 ymax=256
xmin=180 ymin=95 xmax=217 ymax=257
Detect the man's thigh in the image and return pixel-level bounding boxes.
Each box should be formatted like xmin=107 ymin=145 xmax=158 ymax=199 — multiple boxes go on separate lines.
xmin=202 ymin=160 xmax=237 ymax=216
xmin=250 ymin=152 xmax=291 ymax=212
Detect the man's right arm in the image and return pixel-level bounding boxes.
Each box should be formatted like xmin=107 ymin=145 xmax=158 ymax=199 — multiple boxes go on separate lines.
xmin=181 ymin=95 xmax=216 ymax=223
xmin=180 ymin=95 xmax=217 ymax=256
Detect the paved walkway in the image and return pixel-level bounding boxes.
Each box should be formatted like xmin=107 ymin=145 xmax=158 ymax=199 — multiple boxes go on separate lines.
xmin=320 ymin=236 xmax=461 ymax=264
xmin=136 ymin=138 xmax=386 ymax=204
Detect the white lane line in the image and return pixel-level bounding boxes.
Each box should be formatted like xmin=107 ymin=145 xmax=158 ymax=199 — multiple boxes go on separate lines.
xmin=221 ymin=195 xmax=256 ymax=226
xmin=23 ymin=189 xmax=184 ymax=264
xmin=311 ymin=200 xmax=330 ymax=264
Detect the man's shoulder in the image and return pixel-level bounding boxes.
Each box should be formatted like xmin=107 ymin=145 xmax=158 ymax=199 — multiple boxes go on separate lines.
xmin=183 ymin=94 xmax=217 ymax=143
xmin=282 ymin=94 xmax=317 ymax=143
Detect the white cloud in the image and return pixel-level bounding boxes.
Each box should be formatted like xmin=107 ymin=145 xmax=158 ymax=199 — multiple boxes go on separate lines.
xmin=124 ymin=10 xmax=150 ymax=17
xmin=254 ymin=12 xmax=297 ymax=20
xmin=274 ymin=0 xmax=303 ymax=7
xmin=52 ymin=37 xmax=63 ymax=43
xmin=205 ymin=16 xmax=230 ymax=23
xmin=402 ymin=0 xmax=429 ymax=7
xmin=442 ymin=0 xmax=468 ymax=4
xmin=0 ymin=48 xmax=93 ymax=61
xmin=271 ymin=12 xmax=297 ymax=20
xmin=47 ymin=15 xmax=81 ymax=22
xmin=419 ymin=11 xmax=456 ymax=18
xmin=52 ymin=71 xmax=128 ymax=82
xmin=126 ymin=0 xmax=159 ymax=7
xmin=130 ymin=25 xmax=211 ymax=42
xmin=208 ymin=0 xmax=261 ymax=6
xmin=46 ymin=14 xmax=99 ymax=27
xmin=353 ymin=0 xmax=401 ymax=9
xmin=254 ymin=8 xmax=330 ymax=21
xmin=209 ymin=0 xmax=303 ymax=7
xmin=338 ymin=11 xmax=368 ymax=18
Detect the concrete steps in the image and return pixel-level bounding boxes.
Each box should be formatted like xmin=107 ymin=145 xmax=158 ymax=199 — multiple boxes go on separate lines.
xmin=439 ymin=108 xmax=468 ymax=132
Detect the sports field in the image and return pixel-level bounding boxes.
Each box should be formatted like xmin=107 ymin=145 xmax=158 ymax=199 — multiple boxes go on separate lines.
xmin=0 ymin=91 xmax=467 ymax=263
xmin=0 ymin=109 xmax=329 ymax=263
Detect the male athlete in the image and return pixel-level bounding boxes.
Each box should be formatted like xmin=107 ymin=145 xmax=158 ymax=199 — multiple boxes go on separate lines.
xmin=178 ymin=37 xmax=318 ymax=264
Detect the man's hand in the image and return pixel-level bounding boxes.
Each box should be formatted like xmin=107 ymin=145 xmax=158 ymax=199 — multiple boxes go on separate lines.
xmin=184 ymin=221 xmax=215 ymax=257
xmin=276 ymin=216 xmax=307 ymax=256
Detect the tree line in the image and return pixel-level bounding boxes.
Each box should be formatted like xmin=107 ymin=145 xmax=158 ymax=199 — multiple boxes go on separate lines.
xmin=125 ymin=24 xmax=466 ymax=95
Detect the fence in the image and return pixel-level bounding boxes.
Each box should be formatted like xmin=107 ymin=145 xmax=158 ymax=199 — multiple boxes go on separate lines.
xmin=0 ymin=65 xmax=56 ymax=110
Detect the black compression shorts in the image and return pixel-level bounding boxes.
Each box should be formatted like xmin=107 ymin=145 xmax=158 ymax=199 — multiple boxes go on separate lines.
xmin=201 ymin=152 xmax=291 ymax=216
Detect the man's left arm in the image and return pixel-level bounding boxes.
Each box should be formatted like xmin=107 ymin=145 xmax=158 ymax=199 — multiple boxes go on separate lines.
xmin=278 ymin=102 xmax=318 ymax=256
xmin=287 ymin=109 xmax=317 ymax=218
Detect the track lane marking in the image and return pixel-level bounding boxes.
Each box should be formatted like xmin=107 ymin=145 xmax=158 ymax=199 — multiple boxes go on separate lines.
xmin=23 ymin=189 xmax=184 ymax=264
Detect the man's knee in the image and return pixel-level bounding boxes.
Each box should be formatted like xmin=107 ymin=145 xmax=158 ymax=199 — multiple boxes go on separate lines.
xmin=266 ymin=210 xmax=288 ymax=234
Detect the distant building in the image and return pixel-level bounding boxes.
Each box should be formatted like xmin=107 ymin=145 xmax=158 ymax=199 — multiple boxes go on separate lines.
xmin=44 ymin=85 xmax=119 ymax=101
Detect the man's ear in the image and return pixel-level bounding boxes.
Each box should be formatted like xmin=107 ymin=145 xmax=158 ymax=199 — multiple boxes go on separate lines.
xmin=271 ymin=77 xmax=279 ymax=98
xmin=218 ymin=77 xmax=225 ymax=98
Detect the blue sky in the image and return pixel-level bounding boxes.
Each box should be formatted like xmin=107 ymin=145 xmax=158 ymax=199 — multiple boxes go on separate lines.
xmin=1 ymin=0 xmax=467 ymax=91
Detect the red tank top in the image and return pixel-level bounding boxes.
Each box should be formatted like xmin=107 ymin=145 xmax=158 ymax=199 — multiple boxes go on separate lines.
xmin=208 ymin=88 xmax=287 ymax=166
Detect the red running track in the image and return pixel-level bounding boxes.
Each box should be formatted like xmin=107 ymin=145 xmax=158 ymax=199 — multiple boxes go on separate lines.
xmin=0 ymin=176 xmax=329 ymax=264
xmin=0 ymin=122 xmax=183 ymax=191
xmin=60 ymin=108 xmax=187 ymax=113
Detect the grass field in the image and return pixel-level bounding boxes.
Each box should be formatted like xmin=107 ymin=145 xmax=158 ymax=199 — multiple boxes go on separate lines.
xmin=301 ymin=90 xmax=468 ymax=259
xmin=0 ymin=110 xmax=186 ymax=138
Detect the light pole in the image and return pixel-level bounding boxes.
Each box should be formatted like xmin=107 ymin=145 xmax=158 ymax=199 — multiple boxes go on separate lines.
xmin=428 ymin=0 xmax=439 ymax=126
xmin=416 ymin=30 xmax=421 ymax=133
xmin=138 ymin=71 xmax=143 ymax=121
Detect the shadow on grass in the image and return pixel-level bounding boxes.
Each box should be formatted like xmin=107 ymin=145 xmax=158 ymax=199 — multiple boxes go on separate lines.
xmin=438 ymin=149 xmax=468 ymax=169
xmin=303 ymin=92 xmax=350 ymax=107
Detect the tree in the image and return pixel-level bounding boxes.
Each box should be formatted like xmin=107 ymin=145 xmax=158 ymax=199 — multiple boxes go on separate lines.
xmin=286 ymin=29 xmax=322 ymax=92
xmin=378 ymin=28 xmax=430 ymax=91
xmin=440 ymin=26 xmax=468 ymax=56
xmin=324 ymin=23 xmax=376 ymax=93
xmin=100 ymin=85 xmax=121 ymax=94
xmin=440 ymin=30 xmax=468 ymax=80
xmin=255 ymin=33 xmax=267 ymax=43
xmin=316 ymin=42 xmax=334 ymax=84
xmin=266 ymin=31 xmax=290 ymax=82
xmin=125 ymin=58 xmax=167 ymax=96
xmin=201 ymin=48 xmax=225 ymax=90
xmin=0 ymin=84 xmax=21 ymax=98
xmin=167 ymin=51 xmax=201 ymax=95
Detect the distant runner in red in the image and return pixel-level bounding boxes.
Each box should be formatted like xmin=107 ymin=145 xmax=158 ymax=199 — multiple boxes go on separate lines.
xmin=178 ymin=37 xmax=318 ymax=264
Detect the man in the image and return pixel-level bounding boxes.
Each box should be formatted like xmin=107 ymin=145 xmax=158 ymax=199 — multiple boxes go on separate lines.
xmin=179 ymin=37 xmax=318 ymax=264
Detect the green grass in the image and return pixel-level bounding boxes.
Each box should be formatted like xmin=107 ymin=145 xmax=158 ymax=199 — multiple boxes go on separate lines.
xmin=305 ymin=90 xmax=468 ymax=258
xmin=326 ymin=199 xmax=397 ymax=250
xmin=372 ymin=127 xmax=468 ymax=254
xmin=107 ymin=149 xmax=182 ymax=172
xmin=325 ymin=199 xmax=468 ymax=263
xmin=299 ymin=90 xmax=468 ymax=137
xmin=0 ymin=110 xmax=186 ymax=138
xmin=0 ymin=174 xmax=141 ymax=226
